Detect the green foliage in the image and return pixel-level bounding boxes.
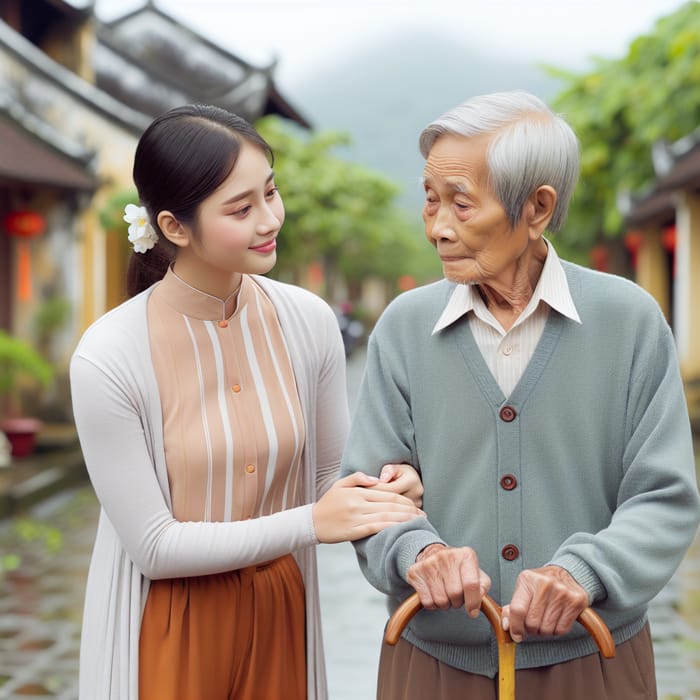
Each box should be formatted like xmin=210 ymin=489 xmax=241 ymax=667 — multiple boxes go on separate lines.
xmin=0 ymin=516 xmax=65 ymax=577
xmin=549 ymin=1 xmax=700 ymax=253
xmin=0 ymin=331 xmax=53 ymax=402
xmin=33 ymin=297 xmax=70 ymax=337
xmin=99 ymin=189 xmax=139 ymax=233
xmin=256 ymin=116 xmax=439 ymax=292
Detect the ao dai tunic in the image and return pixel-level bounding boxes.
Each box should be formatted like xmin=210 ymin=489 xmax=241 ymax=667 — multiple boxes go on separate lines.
xmin=147 ymin=268 xmax=306 ymax=523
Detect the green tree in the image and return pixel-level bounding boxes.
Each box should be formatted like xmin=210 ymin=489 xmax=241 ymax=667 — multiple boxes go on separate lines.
xmin=256 ymin=116 xmax=439 ymax=296
xmin=549 ymin=0 xmax=700 ymax=259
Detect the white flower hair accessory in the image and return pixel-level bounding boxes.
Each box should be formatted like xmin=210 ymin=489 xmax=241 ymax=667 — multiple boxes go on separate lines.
xmin=123 ymin=204 xmax=158 ymax=253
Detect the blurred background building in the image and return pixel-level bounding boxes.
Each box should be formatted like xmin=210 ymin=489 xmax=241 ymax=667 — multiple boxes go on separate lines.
xmin=621 ymin=130 xmax=700 ymax=399
xmin=0 ymin=0 xmax=309 ymax=425
xmin=1 ymin=0 xmax=700 ymax=435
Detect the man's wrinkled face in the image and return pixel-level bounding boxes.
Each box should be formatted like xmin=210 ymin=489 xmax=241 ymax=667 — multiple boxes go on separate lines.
xmin=422 ymin=134 xmax=531 ymax=286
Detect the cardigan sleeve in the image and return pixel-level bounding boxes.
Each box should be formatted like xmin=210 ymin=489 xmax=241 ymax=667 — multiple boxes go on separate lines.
xmin=549 ymin=310 xmax=700 ymax=610
xmin=70 ymin=353 xmax=320 ymax=580
xmin=340 ymin=331 xmax=445 ymax=598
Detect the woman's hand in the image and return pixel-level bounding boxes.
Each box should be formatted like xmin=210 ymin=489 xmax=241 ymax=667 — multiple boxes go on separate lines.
xmin=312 ymin=471 xmax=425 ymax=544
xmin=371 ymin=464 xmax=424 ymax=508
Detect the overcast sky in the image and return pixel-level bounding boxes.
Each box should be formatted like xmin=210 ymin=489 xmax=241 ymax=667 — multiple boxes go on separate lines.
xmin=94 ymin=0 xmax=690 ymax=91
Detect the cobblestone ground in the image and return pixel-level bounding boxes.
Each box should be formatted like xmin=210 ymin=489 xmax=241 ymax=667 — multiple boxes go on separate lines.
xmin=0 ymin=484 xmax=698 ymax=700
xmin=1 ymin=344 xmax=699 ymax=698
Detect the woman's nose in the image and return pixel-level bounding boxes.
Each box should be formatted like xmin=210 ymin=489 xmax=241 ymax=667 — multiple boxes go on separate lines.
xmin=257 ymin=203 xmax=283 ymax=233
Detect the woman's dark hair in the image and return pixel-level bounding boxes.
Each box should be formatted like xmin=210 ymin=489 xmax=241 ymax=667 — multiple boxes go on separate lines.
xmin=126 ymin=104 xmax=274 ymax=297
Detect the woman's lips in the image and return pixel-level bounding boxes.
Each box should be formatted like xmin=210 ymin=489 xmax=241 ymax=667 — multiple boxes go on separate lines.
xmin=250 ymin=239 xmax=277 ymax=254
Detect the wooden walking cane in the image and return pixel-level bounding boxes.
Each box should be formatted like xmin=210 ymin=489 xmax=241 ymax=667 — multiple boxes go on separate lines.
xmin=384 ymin=592 xmax=616 ymax=700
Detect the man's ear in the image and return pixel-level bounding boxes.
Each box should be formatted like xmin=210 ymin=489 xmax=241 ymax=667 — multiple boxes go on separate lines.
xmin=157 ymin=211 xmax=190 ymax=248
xmin=526 ymin=185 xmax=557 ymax=238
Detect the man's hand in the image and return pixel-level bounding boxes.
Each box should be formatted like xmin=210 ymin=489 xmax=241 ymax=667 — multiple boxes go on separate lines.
xmin=406 ymin=544 xmax=491 ymax=618
xmin=501 ymin=565 xmax=588 ymax=643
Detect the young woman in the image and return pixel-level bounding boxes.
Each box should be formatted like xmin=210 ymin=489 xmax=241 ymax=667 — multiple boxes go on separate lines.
xmin=70 ymin=104 xmax=424 ymax=700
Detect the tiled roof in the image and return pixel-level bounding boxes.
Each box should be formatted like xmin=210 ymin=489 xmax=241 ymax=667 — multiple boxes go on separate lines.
xmin=96 ymin=3 xmax=311 ymax=127
xmin=0 ymin=113 xmax=97 ymax=190
xmin=625 ymin=130 xmax=700 ymax=227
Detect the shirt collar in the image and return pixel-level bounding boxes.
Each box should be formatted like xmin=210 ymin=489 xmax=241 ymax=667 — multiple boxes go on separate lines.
xmin=155 ymin=266 xmax=249 ymax=321
xmin=431 ymin=239 xmax=581 ymax=335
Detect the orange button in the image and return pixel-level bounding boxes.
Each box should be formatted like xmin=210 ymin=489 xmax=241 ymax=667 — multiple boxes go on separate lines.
xmin=246 ymin=464 xmax=255 ymax=474
xmin=232 ymin=385 xmax=241 ymax=393
xmin=218 ymin=320 xmax=228 ymax=328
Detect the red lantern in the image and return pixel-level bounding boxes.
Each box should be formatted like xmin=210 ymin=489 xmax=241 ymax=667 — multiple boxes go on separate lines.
xmin=3 ymin=211 xmax=46 ymax=302
xmin=661 ymin=224 xmax=676 ymax=252
xmin=661 ymin=224 xmax=677 ymax=278
xmin=589 ymin=244 xmax=609 ymax=272
xmin=623 ymin=230 xmax=644 ymax=270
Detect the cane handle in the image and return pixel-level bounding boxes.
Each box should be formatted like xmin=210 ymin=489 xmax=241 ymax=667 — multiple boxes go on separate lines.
xmin=384 ymin=592 xmax=616 ymax=659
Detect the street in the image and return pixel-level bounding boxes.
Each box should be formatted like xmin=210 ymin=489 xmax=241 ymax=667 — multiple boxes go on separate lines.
xmin=0 ymin=347 xmax=698 ymax=699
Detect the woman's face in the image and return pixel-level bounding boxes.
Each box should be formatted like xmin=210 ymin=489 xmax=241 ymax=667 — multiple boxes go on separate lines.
xmin=422 ymin=134 xmax=533 ymax=287
xmin=176 ymin=141 xmax=285 ymax=285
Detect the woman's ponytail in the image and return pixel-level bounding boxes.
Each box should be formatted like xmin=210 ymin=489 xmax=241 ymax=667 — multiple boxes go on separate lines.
xmin=126 ymin=243 xmax=174 ymax=297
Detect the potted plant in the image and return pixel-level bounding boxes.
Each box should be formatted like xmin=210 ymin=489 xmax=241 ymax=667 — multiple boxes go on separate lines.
xmin=0 ymin=330 xmax=54 ymax=457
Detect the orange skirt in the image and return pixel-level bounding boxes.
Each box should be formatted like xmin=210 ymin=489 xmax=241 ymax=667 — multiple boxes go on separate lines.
xmin=139 ymin=553 xmax=306 ymax=700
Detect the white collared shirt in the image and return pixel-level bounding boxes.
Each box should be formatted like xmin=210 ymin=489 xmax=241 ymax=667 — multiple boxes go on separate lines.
xmin=432 ymin=240 xmax=582 ymax=396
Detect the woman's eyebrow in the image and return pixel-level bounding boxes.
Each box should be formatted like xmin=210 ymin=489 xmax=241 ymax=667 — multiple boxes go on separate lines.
xmin=221 ymin=171 xmax=275 ymax=205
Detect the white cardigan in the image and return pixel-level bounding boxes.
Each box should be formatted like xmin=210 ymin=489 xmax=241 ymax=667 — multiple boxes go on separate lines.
xmin=70 ymin=275 xmax=349 ymax=700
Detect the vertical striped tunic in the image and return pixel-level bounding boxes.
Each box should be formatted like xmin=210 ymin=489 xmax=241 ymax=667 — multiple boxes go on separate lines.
xmin=147 ymin=267 xmax=306 ymax=523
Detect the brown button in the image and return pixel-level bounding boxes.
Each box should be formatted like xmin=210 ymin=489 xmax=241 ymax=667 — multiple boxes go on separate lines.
xmin=246 ymin=464 xmax=255 ymax=474
xmin=499 ymin=406 xmax=517 ymax=422
xmin=218 ymin=320 xmax=228 ymax=328
xmin=232 ymin=385 xmax=241 ymax=393
xmin=502 ymin=544 xmax=520 ymax=561
xmin=500 ymin=474 xmax=517 ymax=491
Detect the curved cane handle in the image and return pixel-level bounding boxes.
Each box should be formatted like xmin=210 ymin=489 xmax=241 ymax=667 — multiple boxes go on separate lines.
xmin=384 ymin=592 xmax=616 ymax=659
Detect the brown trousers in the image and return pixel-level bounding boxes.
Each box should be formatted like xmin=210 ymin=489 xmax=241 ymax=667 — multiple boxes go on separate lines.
xmin=139 ymin=553 xmax=306 ymax=700
xmin=378 ymin=624 xmax=657 ymax=700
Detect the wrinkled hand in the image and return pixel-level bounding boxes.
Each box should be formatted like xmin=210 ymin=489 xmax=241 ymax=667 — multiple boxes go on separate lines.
xmin=501 ymin=565 xmax=588 ymax=643
xmin=369 ymin=464 xmax=424 ymax=508
xmin=407 ymin=544 xmax=491 ymax=618
xmin=312 ymin=471 xmax=425 ymax=544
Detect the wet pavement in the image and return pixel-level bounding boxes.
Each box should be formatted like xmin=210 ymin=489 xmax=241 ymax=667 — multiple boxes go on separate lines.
xmin=0 ymin=485 xmax=698 ymax=699
xmin=0 ymin=348 xmax=699 ymax=699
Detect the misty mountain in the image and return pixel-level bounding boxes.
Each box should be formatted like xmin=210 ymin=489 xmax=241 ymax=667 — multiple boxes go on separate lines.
xmin=290 ymin=30 xmax=566 ymax=211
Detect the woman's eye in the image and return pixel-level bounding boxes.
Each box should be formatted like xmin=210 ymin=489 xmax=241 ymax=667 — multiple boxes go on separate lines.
xmin=265 ymin=187 xmax=279 ymax=199
xmin=233 ymin=206 xmax=251 ymax=217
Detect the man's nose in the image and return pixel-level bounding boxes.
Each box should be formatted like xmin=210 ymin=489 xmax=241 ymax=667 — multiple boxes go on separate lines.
xmin=427 ymin=206 xmax=456 ymax=242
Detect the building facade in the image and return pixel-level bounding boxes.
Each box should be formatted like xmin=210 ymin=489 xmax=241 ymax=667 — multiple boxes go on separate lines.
xmin=622 ymin=129 xmax=700 ymax=396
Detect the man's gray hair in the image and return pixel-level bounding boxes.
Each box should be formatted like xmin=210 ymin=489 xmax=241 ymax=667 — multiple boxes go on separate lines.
xmin=419 ymin=91 xmax=579 ymax=232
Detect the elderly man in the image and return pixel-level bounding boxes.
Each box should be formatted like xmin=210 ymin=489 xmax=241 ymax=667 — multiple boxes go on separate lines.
xmin=340 ymin=91 xmax=700 ymax=699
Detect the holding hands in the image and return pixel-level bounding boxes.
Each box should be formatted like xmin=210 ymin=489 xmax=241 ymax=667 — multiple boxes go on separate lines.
xmin=373 ymin=463 xmax=424 ymax=507
xmin=312 ymin=469 xmax=424 ymax=544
